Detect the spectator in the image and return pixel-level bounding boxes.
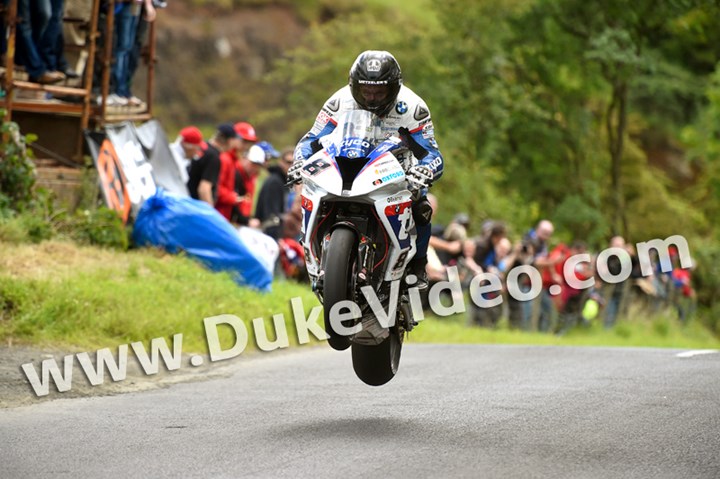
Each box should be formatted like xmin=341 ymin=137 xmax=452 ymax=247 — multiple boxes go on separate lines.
xmin=429 ymin=215 xmax=466 ymax=266
xmin=169 ymin=126 xmax=206 ymax=184
xmin=427 ymin=194 xmax=445 ymax=237
xmin=457 ymin=239 xmax=483 ymax=287
xmin=215 ymin=121 xmax=257 ymax=223
xmin=424 ymin=194 xmax=447 ymax=281
xmin=554 ymin=241 xmax=592 ymax=335
xmin=527 ymin=220 xmax=558 ymax=332
xmin=281 ymin=189 xmax=303 ymax=240
xmin=126 ymin=0 xmax=166 ymax=108
xmin=38 ymin=0 xmax=79 ymax=81
xmin=188 ymin=123 xmax=238 ymax=205
xmin=446 ymin=213 xmax=470 ymax=243
xmin=601 ymin=235 xmax=631 ymax=329
xmin=215 ymin=150 xmax=243 ymax=223
xmin=473 ymin=221 xmax=507 ymax=269
xmin=669 ymin=247 xmax=696 ymax=323
xmin=495 ymin=237 xmax=520 ymax=274
xmin=468 ymin=223 xmax=508 ymax=328
xmin=257 ymin=141 xmax=281 ymax=162
xmin=233 ymin=122 xmax=261 ymax=225
xmin=238 ymin=145 xmax=266 ymax=224
xmin=433 ymin=213 xmax=469 ymax=265
xmin=14 ymin=0 xmax=65 ymax=84
xmin=255 ymin=148 xmax=294 ymax=240
xmin=106 ymin=0 xmax=156 ymax=106
xmin=505 ymin=238 xmax=536 ymax=330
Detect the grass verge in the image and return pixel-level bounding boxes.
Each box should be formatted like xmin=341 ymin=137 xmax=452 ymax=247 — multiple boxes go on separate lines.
xmin=411 ymin=306 xmax=720 ymax=349
xmin=1 ymin=240 xmax=718 ymax=353
xmin=0 ymin=240 xmax=320 ymax=354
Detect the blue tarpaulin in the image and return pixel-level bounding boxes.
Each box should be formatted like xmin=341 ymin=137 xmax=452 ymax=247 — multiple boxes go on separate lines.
xmin=133 ymin=189 xmax=273 ymax=291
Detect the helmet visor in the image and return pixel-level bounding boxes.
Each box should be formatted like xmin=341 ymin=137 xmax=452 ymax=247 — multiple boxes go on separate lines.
xmin=358 ymin=84 xmax=390 ymax=110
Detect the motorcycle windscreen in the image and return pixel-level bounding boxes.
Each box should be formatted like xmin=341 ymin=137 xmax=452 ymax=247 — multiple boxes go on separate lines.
xmin=330 ymin=110 xmax=379 ymax=159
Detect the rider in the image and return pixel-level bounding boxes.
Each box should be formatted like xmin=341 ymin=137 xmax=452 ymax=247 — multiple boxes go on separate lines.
xmin=288 ymin=50 xmax=443 ymax=289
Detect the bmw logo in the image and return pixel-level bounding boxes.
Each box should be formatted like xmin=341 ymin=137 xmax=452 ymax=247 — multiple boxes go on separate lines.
xmin=395 ymin=101 xmax=408 ymax=114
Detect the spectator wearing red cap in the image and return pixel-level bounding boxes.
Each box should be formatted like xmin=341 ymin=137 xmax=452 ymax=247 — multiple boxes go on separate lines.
xmin=188 ymin=123 xmax=239 ymax=206
xmin=170 ymin=126 xmax=207 ymax=184
xmin=215 ymin=121 xmax=259 ymax=223
xmin=234 ymin=122 xmax=258 ymax=143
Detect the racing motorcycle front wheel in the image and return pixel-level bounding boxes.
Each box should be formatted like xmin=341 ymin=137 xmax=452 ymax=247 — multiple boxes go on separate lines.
xmin=322 ymin=226 xmax=356 ymax=351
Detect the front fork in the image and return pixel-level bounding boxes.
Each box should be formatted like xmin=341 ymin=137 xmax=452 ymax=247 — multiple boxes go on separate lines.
xmin=313 ymin=224 xmax=417 ymax=338
xmin=314 ymin=227 xmax=376 ymax=301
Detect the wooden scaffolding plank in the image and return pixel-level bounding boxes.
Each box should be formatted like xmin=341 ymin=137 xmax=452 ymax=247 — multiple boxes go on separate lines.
xmin=10 ymin=100 xmax=85 ymax=115
xmin=12 ymin=80 xmax=88 ymax=97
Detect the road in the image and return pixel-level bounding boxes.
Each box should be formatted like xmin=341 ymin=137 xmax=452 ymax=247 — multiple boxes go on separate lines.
xmin=1 ymin=344 xmax=719 ymax=478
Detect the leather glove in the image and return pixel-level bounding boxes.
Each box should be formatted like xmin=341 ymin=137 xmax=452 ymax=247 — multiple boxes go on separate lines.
xmin=406 ymin=165 xmax=434 ymax=191
xmin=286 ymin=159 xmax=304 ymax=186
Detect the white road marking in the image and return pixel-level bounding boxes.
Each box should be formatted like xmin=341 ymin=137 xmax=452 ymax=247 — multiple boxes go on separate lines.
xmin=675 ymin=350 xmax=719 ymax=358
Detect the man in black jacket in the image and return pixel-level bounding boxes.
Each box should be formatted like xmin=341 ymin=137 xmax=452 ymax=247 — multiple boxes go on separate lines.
xmin=255 ymin=149 xmax=294 ymax=240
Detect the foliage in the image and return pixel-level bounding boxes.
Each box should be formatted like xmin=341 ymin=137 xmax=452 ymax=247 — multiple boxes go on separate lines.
xmin=56 ymin=208 xmax=130 ymax=251
xmin=690 ymin=239 xmax=720 ymax=334
xmin=0 ymin=203 xmax=130 ymax=251
xmin=681 ymin=63 xmax=720 ymax=230
xmin=0 ymin=114 xmax=38 ymax=215
xmin=1 ymin=109 xmax=131 ymax=250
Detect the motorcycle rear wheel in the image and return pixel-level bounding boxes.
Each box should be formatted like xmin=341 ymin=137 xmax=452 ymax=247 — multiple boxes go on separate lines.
xmin=351 ymin=303 xmax=408 ymax=386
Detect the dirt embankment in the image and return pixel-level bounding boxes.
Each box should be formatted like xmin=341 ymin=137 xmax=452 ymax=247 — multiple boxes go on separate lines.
xmin=0 ymin=241 xmax=237 ymax=409
xmin=0 ymin=344 xmax=259 ymax=409
xmin=146 ymin=2 xmax=307 ymax=132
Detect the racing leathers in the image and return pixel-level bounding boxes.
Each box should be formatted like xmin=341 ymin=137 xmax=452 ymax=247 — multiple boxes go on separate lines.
xmin=293 ymin=85 xmax=443 ymax=265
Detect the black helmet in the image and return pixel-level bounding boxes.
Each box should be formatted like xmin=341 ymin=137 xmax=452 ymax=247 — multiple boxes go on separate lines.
xmin=349 ymin=50 xmax=402 ymax=117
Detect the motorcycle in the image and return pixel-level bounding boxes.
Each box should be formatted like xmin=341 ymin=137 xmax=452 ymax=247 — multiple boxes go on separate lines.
xmin=296 ymin=109 xmax=421 ymax=386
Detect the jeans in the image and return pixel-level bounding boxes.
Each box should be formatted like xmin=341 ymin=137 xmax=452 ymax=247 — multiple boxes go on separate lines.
xmin=15 ymin=0 xmax=52 ymax=78
xmin=111 ymin=3 xmax=140 ymax=97
xmin=38 ymin=0 xmax=67 ymax=72
xmin=537 ymin=288 xmax=555 ymax=333
xmin=604 ymin=287 xmax=623 ymax=329
xmin=556 ymin=292 xmax=587 ymax=335
xmin=30 ymin=0 xmax=51 ymax=42
xmin=128 ymin=15 xmax=149 ymax=87
xmin=507 ymin=282 xmax=533 ymax=330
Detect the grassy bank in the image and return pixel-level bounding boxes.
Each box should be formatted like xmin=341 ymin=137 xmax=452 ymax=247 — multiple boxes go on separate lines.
xmin=0 ymin=240 xmax=320 ymax=353
xmin=1 ymin=240 xmax=718 ymax=353
xmin=411 ymin=309 xmax=720 ymax=349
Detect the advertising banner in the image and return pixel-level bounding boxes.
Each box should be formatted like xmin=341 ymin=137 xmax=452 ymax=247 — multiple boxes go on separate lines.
xmin=86 ymin=120 xmax=189 ymax=223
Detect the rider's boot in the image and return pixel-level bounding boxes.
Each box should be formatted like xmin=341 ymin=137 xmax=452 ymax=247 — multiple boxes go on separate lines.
xmin=407 ymin=256 xmax=429 ymax=291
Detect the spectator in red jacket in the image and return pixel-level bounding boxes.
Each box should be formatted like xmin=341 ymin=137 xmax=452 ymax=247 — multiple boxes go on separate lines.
xmin=215 ymin=121 xmax=258 ymax=223
xmin=188 ymin=123 xmax=238 ymax=205
xmin=549 ymin=241 xmax=592 ymax=335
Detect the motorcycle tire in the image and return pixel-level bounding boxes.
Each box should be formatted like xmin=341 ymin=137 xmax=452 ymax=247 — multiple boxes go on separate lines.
xmin=351 ymin=302 xmax=408 ymax=386
xmin=322 ymin=227 xmax=356 ymax=351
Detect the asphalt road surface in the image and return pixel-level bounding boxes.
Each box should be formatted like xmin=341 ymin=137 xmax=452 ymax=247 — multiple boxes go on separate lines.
xmin=1 ymin=344 xmax=719 ymax=478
